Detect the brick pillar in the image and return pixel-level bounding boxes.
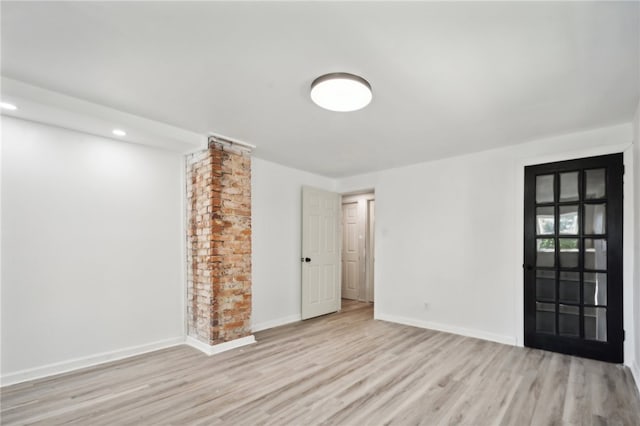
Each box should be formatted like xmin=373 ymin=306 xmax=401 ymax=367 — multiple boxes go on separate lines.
xmin=186 ymin=138 xmax=252 ymax=347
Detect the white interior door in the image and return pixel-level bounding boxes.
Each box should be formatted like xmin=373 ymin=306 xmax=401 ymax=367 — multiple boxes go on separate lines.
xmin=342 ymin=202 xmax=360 ymax=300
xmin=302 ymin=186 xmax=341 ymax=320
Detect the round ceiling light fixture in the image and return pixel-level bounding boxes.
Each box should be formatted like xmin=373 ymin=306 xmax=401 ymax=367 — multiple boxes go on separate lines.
xmin=310 ymin=72 xmax=372 ymax=112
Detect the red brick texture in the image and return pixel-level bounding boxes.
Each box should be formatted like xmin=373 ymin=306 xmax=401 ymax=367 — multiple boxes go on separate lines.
xmin=186 ymin=140 xmax=252 ymax=345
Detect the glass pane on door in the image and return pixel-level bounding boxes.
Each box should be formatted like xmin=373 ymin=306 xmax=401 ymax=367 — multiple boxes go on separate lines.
xmin=559 ymin=305 xmax=579 ymax=337
xmin=585 ymin=204 xmax=606 ymax=235
xmin=536 ymin=302 xmax=555 ymax=334
xmin=536 ymin=175 xmax=554 ymax=203
xmin=560 ymin=172 xmax=579 ymax=202
xmin=585 ymin=169 xmax=606 ymax=199
xmin=585 ymin=239 xmax=607 ymax=270
xmin=559 ymin=238 xmax=579 ymax=268
xmin=584 ymin=272 xmax=607 ymax=305
xmin=559 ymin=272 xmax=580 ymax=304
xmin=584 ymin=307 xmax=607 ymax=342
xmin=559 ymin=205 xmax=579 ymax=235
xmin=536 ymin=207 xmax=555 ymax=235
xmin=536 ymin=270 xmax=555 ymax=301
xmin=536 ymin=238 xmax=555 ymax=267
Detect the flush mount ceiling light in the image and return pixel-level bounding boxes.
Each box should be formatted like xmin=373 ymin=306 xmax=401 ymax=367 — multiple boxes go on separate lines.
xmin=0 ymin=102 xmax=18 ymax=111
xmin=310 ymin=72 xmax=372 ymax=112
xmin=112 ymin=129 xmax=126 ymax=137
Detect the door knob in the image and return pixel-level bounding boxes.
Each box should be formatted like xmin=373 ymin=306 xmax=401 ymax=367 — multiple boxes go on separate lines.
xmin=304 ymin=257 xmax=311 ymax=263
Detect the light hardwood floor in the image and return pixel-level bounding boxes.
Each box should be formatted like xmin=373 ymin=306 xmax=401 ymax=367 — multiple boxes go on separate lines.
xmin=2 ymin=300 xmax=640 ymax=425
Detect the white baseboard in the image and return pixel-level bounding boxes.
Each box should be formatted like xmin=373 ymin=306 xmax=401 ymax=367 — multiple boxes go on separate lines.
xmin=376 ymin=313 xmax=516 ymax=346
xmin=0 ymin=336 xmax=184 ymax=387
xmin=185 ymin=335 xmax=256 ymax=356
xmin=252 ymin=314 xmax=302 ymax=332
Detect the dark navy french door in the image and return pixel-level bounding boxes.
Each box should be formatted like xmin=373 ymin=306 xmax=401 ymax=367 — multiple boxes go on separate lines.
xmin=524 ymin=153 xmax=624 ymax=363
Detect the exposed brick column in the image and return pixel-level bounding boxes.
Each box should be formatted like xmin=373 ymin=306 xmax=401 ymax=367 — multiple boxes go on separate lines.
xmin=186 ymin=138 xmax=252 ymax=346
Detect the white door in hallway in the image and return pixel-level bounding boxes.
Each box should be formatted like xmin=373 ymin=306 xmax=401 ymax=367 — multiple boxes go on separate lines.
xmin=301 ymin=186 xmax=341 ymax=320
xmin=342 ymin=202 xmax=360 ymax=300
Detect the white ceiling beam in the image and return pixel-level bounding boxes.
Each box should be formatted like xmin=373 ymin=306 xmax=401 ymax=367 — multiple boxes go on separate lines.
xmin=0 ymin=77 xmax=207 ymax=153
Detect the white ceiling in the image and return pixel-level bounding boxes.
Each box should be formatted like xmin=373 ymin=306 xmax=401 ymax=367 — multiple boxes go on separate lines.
xmin=2 ymin=1 xmax=639 ymax=177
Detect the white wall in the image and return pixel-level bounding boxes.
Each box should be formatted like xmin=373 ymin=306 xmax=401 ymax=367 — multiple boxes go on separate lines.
xmin=337 ymin=123 xmax=635 ymax=355
xmin=251 ymin=158 xmax=335 ymax=331
xmin=3 ymin=116 xmax=635 ymax=386
xmin=1 ymin=117 xmax=185 ymax=385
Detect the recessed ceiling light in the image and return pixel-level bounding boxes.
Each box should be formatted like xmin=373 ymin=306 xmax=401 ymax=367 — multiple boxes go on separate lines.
xmin=112 ymin=129 xmax=127 ymax=137
xmin=0 ymin=102 xmax=18 ymax=111
xmin=310 ymin=72 xmax=372 ymax=112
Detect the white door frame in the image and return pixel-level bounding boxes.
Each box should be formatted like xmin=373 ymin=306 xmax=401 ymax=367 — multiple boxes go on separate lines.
xmin=341 ymin=191 xmax=375 ymax=303
xmin=366 ymin=199 xmax=375 ymax=303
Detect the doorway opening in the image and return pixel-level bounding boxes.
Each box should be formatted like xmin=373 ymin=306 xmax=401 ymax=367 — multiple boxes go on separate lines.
xmin=341 ymin=192 xmax=375 ymax=317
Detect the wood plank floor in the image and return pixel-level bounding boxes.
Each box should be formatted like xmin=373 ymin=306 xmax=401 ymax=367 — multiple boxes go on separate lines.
xmin=2 ymin=300 xmax=639 ymax=425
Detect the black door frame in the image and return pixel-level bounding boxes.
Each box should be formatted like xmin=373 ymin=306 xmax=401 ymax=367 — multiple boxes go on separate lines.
xmin=523 ymin=153 xmax=624 ymax=363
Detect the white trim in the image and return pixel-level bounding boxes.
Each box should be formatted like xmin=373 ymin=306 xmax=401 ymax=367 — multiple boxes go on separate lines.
xmin=366 ymin=199 xmax=375 ymax=303
xmin=185 ymin=335 xmax=256 ymax=356
xmin=622 ymin=147 xmax=636 ymax=368
xmin=252 ymin=314 xmax=302 ymax=332
xmin=0 ymin=112 xmax=3 ymax=390
xmin=341 ymin=192 xmax=375 ymax=204
xmin=0 ymin=337 xmax=184 ymax=387
xmin=518 ymin=142 xmax=631 ymax=168
xmin=181 ymin=155 xmax=188 ymax=338
xmin=208 ymin=132 xmax=256 ymax=150
xmin=376 ymin=313 xmax=516 ymax=346
xmin=631 ymin=361 xmax=640 ymax=394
